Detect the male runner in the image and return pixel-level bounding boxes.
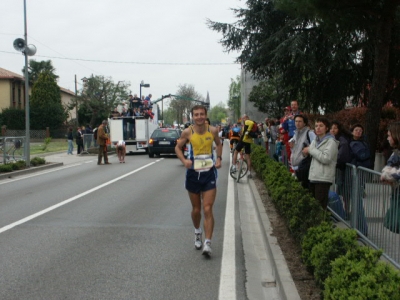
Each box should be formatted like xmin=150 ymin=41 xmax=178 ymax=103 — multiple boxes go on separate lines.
xmin=175 ymin=105 xmax=222 ymax=257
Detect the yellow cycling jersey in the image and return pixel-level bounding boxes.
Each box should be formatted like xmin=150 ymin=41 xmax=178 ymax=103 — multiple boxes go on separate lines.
xmin=242 ymin=119 xmax=254 ymax=144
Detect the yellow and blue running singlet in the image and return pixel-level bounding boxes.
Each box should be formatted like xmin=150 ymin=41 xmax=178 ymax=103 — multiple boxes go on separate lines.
xmin=185 ymin=125 xmax=217 ymax=193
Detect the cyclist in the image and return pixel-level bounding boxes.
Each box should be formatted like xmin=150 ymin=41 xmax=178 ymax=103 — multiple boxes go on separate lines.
xmin=231 ymin=114 xmax=255 ymax=178
xmin=228 ymin=124 xmax=241 ymax=153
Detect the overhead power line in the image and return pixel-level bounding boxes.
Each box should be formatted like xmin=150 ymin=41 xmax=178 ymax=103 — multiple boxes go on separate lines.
xmin=0 ymin=50 xmax=237 ymax=66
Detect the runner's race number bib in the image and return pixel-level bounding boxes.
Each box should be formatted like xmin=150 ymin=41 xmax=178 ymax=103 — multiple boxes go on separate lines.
xmin=193 ymin=155 xmax=214 ymax=172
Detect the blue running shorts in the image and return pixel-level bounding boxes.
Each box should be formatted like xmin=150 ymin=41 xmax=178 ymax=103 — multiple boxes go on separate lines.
xmin=185 ymin=167 xmax=218 ymax=194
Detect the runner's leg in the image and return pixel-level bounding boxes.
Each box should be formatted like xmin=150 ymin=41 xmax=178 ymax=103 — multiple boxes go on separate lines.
xmin=202 ymin=188 xmax=216 ymax=240
xmin=188 ymin=192 xmax=202 ymax=229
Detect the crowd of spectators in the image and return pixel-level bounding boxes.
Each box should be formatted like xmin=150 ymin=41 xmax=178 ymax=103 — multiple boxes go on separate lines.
xmin=110 ymin=93 xmax=154 ymax=120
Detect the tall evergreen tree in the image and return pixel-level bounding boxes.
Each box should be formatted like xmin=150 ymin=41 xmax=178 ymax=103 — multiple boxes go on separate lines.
xmin=30 ymin=71 xmax=67 ymax=129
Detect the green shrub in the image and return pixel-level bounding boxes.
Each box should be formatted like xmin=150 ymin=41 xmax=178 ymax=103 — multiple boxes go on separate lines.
xmin=10 ymin=163 xmax=21 ymax=170
xmin=251 ymin=144 xmax=400 ymax=296
xmin=30 ymin=157 xmax=46 ymax=166
xmin=0 ymin=164 xmax=13 ymax=172
xmin=301 ymin=222 xmax=335 ymax=270
xmin=324 ymin=247 xmax=400 ymax=299
xmin=310 ymin=228 xmax=358 ymax=287
xmin=251 ymin=144 xmax=326 ymax=239
xmin=15 ymin=160 xmax=26 ymax=169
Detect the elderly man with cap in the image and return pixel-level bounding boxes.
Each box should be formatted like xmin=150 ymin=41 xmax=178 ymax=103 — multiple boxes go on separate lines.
xmin=97 ymin=120 xmax=111 ymax=165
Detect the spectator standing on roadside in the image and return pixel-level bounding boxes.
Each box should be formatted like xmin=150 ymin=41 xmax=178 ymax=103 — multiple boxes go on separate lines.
xmin=380 ymin=121 xmax=400 ymax=233
xmin=330 ymin=121 xmax=352 ymax=210
xmin=76 ymin=127 xmax=84 ymax=155
xmin=349 ymin=123 xmax=370 ymax=236
xmin=302 ymin=117 xmax=338 ymax=209
xmin=67 ymin=127 xmax=74 ymax=155
xmin=267 ymin=119 xmax=278 ymax=145
xmin=97 ymin=120 xmax=111 ymax=165
xmin=85 ymin=124 xmax=93 ymax=150
xmin=350 ymin=124 xmax=372 ymax=168
xmin=290 ymin=115 xmax=316 ymax=189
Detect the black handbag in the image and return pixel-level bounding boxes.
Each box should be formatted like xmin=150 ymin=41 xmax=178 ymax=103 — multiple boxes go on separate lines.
xmin=296 ymin=155 xmax=312 ymax=182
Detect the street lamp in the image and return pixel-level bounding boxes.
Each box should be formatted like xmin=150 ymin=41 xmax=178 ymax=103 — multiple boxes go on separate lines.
xmin=13 ymin=0 xmax=36 ymax=167
xmin=140 ymin=80 xmax=150 ymax=100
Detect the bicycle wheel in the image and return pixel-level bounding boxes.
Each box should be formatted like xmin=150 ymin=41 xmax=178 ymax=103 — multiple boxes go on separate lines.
xmin=236 ymin=159 xmax=243 ymax=182
xmin=230 ymin=161 xmax=239 ymax=180
xmin=236 ymin=159 xmax=249 ymax=182
xmin=238 ymin=159 xmax=248 ymax=179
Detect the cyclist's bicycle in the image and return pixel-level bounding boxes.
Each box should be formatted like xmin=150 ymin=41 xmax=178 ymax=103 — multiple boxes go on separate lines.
xmin=230 ymin=139 xmax=239 ymax=160
xmin=230 ymin=148 xmax=248 ymax=182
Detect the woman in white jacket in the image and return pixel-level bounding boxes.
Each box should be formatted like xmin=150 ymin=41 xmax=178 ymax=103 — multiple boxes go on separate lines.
xmin=302 ymin=117 xmax=338 ymax=209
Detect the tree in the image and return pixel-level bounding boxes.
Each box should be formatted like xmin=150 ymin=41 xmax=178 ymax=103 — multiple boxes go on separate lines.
xmin=248 ymin=77 xmax=288 ymax=119
xmin=77 ymin=76 xmax=130 ymax=127
xmin=29 ymin=71 xmax=67 ymax=129
xmin=228 ymin=76 xmax=241 ymax=122
xmin=208 ymin=102 xmax=228 ymax=124
xmin=170 ymin=84 xmax=204 ymax=124
xmin=22 ymin=59 xmax=58 ymax=84
xmin=208 ymin=0 xmax=400 ymax=165
xmin=161 ymin=106 xmax=176 ymax=126
xmin=275 ymin=0 xmax=400 ymax=167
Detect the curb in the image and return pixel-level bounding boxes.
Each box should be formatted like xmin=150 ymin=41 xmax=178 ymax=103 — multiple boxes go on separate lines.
xmin=248 ymin=179 xmax=301 ymax=300
xmin=0 ymin=162 xmax=64 ymax=180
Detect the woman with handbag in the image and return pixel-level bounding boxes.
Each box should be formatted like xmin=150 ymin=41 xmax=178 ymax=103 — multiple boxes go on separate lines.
xmin=302 ymin=117 xmax=338 ymax=209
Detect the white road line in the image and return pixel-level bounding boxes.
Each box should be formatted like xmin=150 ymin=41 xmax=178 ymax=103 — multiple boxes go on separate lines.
xmin=219 ymin=161 xmax=236 ymax=299
xmin=0 ymin=161 xmax=159 ymax=234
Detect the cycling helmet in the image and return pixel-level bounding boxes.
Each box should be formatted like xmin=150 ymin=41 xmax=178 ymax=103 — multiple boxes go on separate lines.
xmin=184 ymin=122 xmax=191 ymax=128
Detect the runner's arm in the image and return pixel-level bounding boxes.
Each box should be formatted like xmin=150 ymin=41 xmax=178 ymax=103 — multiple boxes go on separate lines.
xmin=175 ymin=128 xmax=192 ymax=168
xmin=211 ymin=126 xmax=222 ymax=169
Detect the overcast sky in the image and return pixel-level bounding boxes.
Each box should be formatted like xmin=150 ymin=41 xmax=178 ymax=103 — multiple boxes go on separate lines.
xmin=1 ymin=0 xmax=243 ymax=108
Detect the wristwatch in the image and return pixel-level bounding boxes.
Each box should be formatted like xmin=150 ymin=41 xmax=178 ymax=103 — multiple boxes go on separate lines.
xmin=217 ymin=156 xmax=222 ymax=161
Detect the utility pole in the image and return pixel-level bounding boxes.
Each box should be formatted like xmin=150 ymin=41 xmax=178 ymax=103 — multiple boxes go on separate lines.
xmin=75 ymin=75 xmax=78 ymax=125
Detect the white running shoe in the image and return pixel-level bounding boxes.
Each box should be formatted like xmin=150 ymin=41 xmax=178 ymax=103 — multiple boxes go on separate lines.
xmin=195 ymin=232 xmax=203 ymax=250
xmin=202 ymin=242 xmax=212 ymax=256
xmin=231 ymin=165 xmax=237 ymax=173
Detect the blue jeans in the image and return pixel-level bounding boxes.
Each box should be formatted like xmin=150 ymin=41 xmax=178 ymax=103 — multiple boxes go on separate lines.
xmin=68 ymin=140 xmax=73 ymax=154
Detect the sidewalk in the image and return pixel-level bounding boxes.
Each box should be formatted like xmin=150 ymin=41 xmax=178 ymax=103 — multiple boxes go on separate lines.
xmin=239 ymin=174 xmax=301 ymax=300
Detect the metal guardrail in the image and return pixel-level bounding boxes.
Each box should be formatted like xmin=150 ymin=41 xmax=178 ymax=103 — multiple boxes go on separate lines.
xmin=80 ymin=134 xmax=97 ymax=154
xmin=331 ymin=165 xmax=400 ymax=269
xmin=266 ymin=143 xmax=400 ymax=269
xmin=0 ymin=136 xmax=26 ymax=164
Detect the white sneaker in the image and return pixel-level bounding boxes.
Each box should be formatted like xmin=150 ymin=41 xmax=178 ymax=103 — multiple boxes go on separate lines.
xmin=231 ymin=165 xmax=236 ymax=173
xmin=195 ymin=232 xmax=202 ymax=250
xmin=202 ymin=242 xmax=212 ymax=256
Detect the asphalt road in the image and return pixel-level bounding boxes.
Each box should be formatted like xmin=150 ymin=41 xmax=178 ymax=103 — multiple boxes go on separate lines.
xmin=0 ymin=151 xmax=249 ymax=300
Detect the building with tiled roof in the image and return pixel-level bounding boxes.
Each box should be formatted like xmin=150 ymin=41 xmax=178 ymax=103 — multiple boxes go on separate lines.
xmin=0 ymin=67 xmax=76 ymax=120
